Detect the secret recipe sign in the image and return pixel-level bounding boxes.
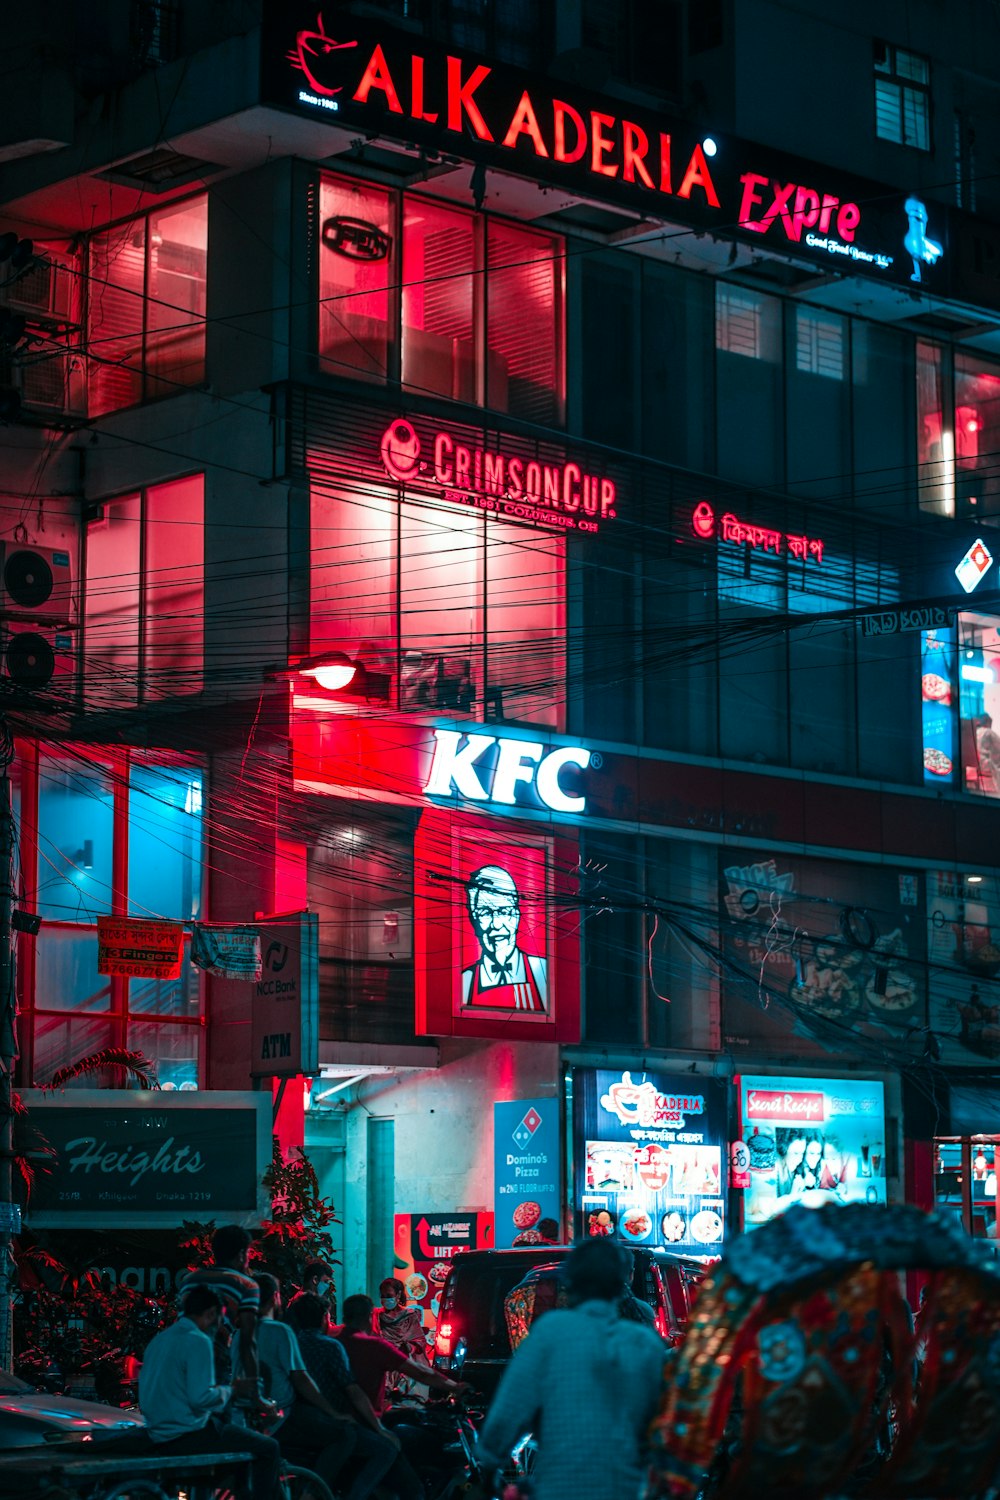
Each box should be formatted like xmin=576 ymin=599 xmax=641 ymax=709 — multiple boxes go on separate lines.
xmin=22 ymin=1091 xmax=271 ymax=1228
xmin=262 ymin=5 xmax=948 ymax=292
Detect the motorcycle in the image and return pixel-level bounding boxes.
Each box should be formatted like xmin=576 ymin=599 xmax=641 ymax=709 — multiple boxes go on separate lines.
xmin=383 ymin=1391 xmax=491 ymax=1500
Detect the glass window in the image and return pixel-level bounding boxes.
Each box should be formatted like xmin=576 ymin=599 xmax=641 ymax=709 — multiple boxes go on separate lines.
xmin=144 ymin=475 xmax=204 ymax=698
xmin=33 ymin=1014 xmax=115 ymax=1086
xmin=955 ymin=355 xmax=1000 ymax=523
xmin=318 ymin=174 xmax=566 ymax=427
xmin=318 ymin=175 xmax=394 ymax=380
xmin=85 ymin=476 xmax=204 ymax=703
xmin=22 ymin=746 xmax=204 ymax=1083
xmin=311 ymin=488 xmax=566 ymax=727
xmin=87 ymin=194 xmax=207 ymax=415
xmin=917 ymin=340 xmax=955 ymax=517
xmin=400 ymin=501 xmax=482 ymax=712
xmin=36 ymin=757 xmax=115 ymax=920
xmin=874 ymin=41 xmax=931 ymax=150
xmin=716 ymin=285 xmax=782 ymax=487
xmin=145 ymin=196 xmax=208 ymax=396
xmin=128 ymin=1019 xmax=200 ymax=1089
xmin=787 ymin=309 xmax=848 ymax=501
xmin=128 ymin=763 xmax=203 ymax=921
xmin=308 ymin=803 xmax=417 ymax=1046
xmin=957 ymin=612 xmax=1000 ymax=797
xmin=35 ymin=926 xmax=112 ymax=1012
xmin=852 ymin=322 xmax=914 ymax=517
xmin=84 ymin=494 xmax=142 ymax=707
xmin=487 ymin=221 xmax=564 ymax=425
xmin=795 ymin=309 xmax=844 ymax=380
xmin=403 ymin=198 xmax=477 ymax=403
xmin=484 ymin=519 xmax=564 ymax=728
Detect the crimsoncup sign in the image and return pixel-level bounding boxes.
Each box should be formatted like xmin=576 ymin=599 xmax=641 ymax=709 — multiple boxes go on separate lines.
xmin=745 ymin=1089 xmax=826 ymax=1123
xmin=381 ymin=418 xmax=615 ymax=533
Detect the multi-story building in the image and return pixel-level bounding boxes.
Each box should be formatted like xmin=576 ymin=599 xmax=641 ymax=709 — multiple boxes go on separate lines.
xmin=4 ymin=1 xmax=1000 ymax=1298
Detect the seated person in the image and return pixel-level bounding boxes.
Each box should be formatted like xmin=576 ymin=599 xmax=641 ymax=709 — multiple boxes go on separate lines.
xmin=337 ymin=1293 xmax=467 ymax=1418
xmin=138 ymin=1284 xmax=280 ymax=1500
xmin=233 ymin=1274 xmax=379 ymax=1500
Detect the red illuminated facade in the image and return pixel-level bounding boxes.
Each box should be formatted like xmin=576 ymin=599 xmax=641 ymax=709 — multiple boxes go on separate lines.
xmin=4 ymin=0 xmax=1000 ymax=1283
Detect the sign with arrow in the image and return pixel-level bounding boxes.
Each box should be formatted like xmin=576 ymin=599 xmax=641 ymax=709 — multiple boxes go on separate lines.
xmin=392 ymin=1210 xmax=494 ymax=1341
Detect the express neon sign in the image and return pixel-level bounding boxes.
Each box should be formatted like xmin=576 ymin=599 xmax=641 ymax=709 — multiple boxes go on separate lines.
xmin=381 ymin=419 xmax=615 ymax=533
xmin=424 ymin=729 xmax=592 ymax=815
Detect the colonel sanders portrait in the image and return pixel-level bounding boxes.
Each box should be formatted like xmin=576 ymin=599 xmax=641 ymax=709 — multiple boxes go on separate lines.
xmin=461 ymin=865 xmax=548 ymax=1013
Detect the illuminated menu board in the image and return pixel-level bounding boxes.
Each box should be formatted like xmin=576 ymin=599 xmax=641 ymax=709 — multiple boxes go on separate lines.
xmin=922 ymin=626 xmax=957 ymax=785
xmin=738 ymin=1074 xmax=886 ymax=1230
xmin=572 ymin=1068 xmax=728 ymax=1256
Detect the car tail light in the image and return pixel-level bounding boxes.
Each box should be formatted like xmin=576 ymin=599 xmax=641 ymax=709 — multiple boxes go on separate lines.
xmin=654 ymin=1306 xmax=670 ymax=1340
xmin=435 ymin=1320 xmax=454 ymax=1357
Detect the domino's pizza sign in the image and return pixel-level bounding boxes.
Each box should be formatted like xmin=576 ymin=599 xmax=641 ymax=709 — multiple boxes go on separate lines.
xmin=493 ymin=1098 xmax=561 ymax=1248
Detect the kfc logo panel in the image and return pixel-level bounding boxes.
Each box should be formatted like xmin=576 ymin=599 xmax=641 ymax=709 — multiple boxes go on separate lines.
xmin=459 ymin=842 xmax=549 ymax=1020
xmin=414 ymin=808 xmax=580 ymax=1042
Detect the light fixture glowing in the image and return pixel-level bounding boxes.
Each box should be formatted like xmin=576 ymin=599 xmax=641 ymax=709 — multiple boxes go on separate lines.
xmin=960 ymin=663 xmax=994 ymax=684
xmin=298 ymin=652 xmax=357 ymax=691
xmin=968 ymin=874 xmax=984 ymax=884
xmin=702 ymin=137 xmax=718 ymax=157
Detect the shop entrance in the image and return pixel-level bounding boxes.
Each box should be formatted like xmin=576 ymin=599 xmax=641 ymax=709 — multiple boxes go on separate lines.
xmin=934 ymin=1137 xmax=999 ymax=1239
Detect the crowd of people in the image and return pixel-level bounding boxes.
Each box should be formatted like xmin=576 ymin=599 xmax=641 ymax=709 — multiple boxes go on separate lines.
xmin=137 ymin=1226 xmax=467 ymax=1500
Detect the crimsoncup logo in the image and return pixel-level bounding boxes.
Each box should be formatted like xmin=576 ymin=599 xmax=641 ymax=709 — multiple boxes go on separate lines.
xmin=288 ymin=15 xmax=358 ymax=95
xmin=378 ymin=418 xmax=615 ymax=533
xmin=746 ymin=1089 xmax=826 ymax=1123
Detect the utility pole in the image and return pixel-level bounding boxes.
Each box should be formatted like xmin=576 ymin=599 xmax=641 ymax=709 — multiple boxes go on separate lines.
xmin=0 ymin=720 xmax=20 ymax=1369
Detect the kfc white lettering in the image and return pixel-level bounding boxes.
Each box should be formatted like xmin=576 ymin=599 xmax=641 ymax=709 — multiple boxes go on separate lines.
xmin=424 ymin=729 xmax=591 ymax=813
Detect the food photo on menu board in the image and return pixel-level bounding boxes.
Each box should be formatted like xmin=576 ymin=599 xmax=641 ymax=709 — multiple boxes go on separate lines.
xmin=738 ymin=1074 xmax=887 ymax=1229
xmin=572 ymin=1067 xmax=727 ymax=1256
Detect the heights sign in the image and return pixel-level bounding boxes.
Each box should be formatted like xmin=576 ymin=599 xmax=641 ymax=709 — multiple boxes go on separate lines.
xmin=262 ymin=5 xmax=948 ymax=292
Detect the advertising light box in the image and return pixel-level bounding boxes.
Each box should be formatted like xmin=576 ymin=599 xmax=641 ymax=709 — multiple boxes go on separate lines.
xmin=738 ymin=1074 xmax=886 ymax=1230
xmin=572 ymin=1068 xmax=728 ymax=1255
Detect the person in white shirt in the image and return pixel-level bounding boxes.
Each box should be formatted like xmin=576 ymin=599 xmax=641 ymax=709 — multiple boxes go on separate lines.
xmin=138 ymin=1284 xmax=281 ymax=1500
xmin=478 ymin=1239 xmax=668 ymax=1500
xmin=234 ymin=1273 xmax=390 ymax=1500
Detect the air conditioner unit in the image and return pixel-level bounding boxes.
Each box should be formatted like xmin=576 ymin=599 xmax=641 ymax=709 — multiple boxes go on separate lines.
xmin=2 ymin=256 xmax=76 ymax=323
xmin=0 ymin=542 xmax=76 ymax=626
xmin=2 ymin=623 xmax=77 ymax=692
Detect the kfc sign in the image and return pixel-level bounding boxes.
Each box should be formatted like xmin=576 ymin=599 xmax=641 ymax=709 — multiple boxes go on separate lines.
xmin=381 ymin=418 xmax=615 ymax=534
xmin=745 ymin=1089 xmax=826 ymax=1123
xmin=600 ymin=1071 xmax=706 ymax=1129
xmin=424 ymin=729 xmax=591 ymax=816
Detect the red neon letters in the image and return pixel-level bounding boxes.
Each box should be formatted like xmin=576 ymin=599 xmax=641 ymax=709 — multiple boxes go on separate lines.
xmin=692 ymin=502 xmax=825 ymax=564
xmin=738 ymin=172 xmax=861 ymax=245
xmin=342 ymin=43 xmax=718 ymax=209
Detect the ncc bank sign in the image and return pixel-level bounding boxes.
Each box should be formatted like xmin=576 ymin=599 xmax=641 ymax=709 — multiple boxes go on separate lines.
xmin=424 ymin=729 xmax=596 ymax=816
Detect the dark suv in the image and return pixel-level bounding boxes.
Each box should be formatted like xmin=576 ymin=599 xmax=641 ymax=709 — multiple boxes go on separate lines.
xmin=431 ymin=1247 xmax=705 ymax=1398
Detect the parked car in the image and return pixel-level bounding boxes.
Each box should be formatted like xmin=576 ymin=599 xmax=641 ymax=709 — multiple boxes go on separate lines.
xmin=0 ymin=1368 xmax=145 ymax=1448
xmin=431 ymin=1246 xmax=707 ymax=1398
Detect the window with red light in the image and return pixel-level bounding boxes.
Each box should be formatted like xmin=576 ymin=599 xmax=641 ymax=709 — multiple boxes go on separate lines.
xmin=311 ymin=486 xmax=565 ymax=728
xmin=318 ymin=173 xmax=565 ymax=426
xmin=85 ymin=474 xmax=204 ymax=705
xmin=16 ymin=743 xmax=203 ymax=1088
xmin=956 ymin=355 xmax=1000 ymax=523
xmin=87 ymin=195 xmax=207 ymax=416
xmin=917 ymin=340 xmax=954 ymax=517
xmin=318 ymin=175 xmax=394 ymax=381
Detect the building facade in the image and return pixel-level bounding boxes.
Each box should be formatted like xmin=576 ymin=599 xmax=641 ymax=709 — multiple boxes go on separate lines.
xmin=4 ymin=0 xmax=1000 ymax=1297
